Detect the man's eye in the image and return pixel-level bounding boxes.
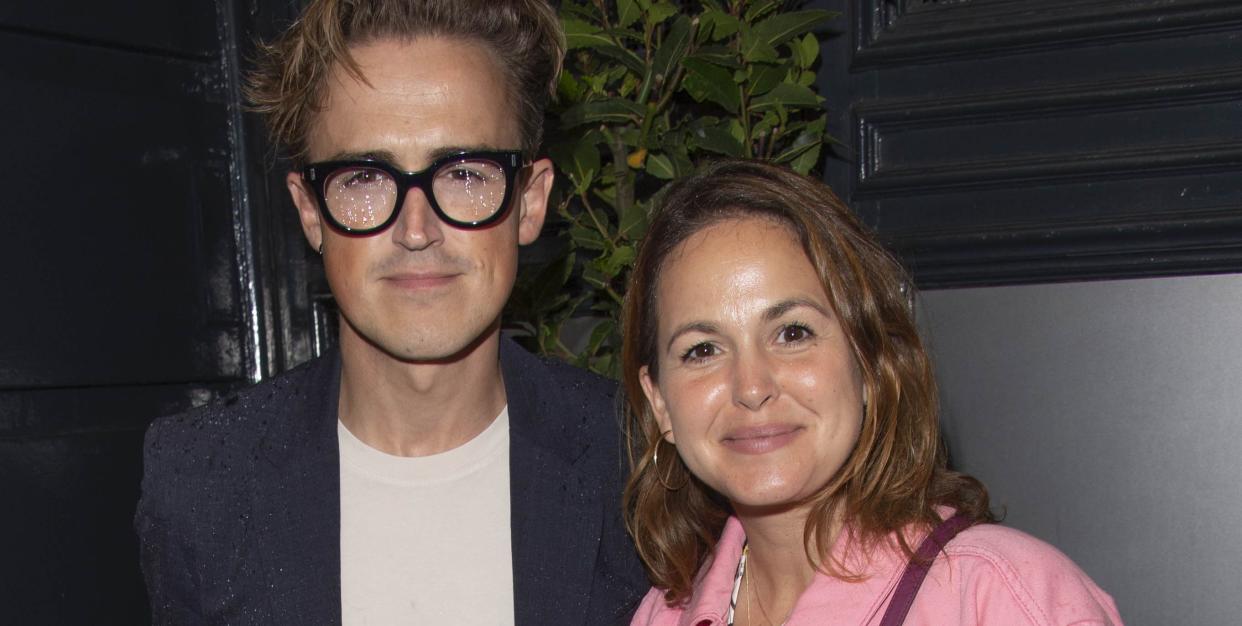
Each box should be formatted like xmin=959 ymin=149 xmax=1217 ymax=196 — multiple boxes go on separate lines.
xmin=339 ymin=169 xmax=385 ymax=187
xmin=445 ymin=168 xmax=484 ymax=182
xmin=440 ymin=164 xmax=499 ymax=185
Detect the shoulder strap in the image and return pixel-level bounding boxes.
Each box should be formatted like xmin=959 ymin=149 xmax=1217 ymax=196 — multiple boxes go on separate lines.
xmin=877 ymin=513 xmax=975 ymax=626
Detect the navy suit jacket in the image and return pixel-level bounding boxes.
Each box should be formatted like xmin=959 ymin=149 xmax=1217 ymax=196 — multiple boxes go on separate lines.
xmin=135 ymin=339 xmax=649 ymax=625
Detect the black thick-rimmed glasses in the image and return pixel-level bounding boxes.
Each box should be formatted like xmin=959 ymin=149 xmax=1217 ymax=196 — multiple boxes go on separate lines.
xmin=301 ymin=150 xmax=525 ymax=235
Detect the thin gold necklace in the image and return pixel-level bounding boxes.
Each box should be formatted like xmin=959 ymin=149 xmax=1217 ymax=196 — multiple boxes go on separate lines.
xmin=743 ymin=545 xmax=789 ymax=626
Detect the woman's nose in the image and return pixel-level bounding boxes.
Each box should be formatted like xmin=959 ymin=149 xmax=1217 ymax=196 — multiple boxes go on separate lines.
xmin=732 ymin=350 xmax=777 ymax=411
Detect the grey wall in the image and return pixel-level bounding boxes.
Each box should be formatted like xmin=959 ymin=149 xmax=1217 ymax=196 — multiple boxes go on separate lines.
xmin=919 ymin=273 xmax=1242 ymax=625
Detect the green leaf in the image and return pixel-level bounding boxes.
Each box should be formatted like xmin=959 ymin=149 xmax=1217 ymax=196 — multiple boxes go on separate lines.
xmin=792 ymin=33 xmax=819 ymax=69
xmin=617 ymin=0 xmax=641 ymax=28
xmin=570 ymin=222 xmax=608 ymax=252
xmin=562 ymin=18 xmax=611 ymax=50
xmin=669 ymin=148 xmax=694 ymax=178
xmin=787 ymin=142 xmax=822 ymax=175
xmin=619 ymin=72 xmax=641 ymax=98
xmin=592 ymin=245 xmax=637 ymax=277
xmin=651 ymin=14 xmax=692 ymax=85
xmin=619 ymin=198 xmax=648 ymax=238
xmin=556 ymin=71 xmax=585 ymax=103
xmin=751 ymin=82 xmax=823 ymax=110
xmin=645 ymin=153 xmax=675 ymax=179
xmin=647 ymin=2 xmax=678 ymax=26
xmin=744 ymin=0 xmax=780 ymax=23
xmin=592 ymin=43 xmax=647 ymax=75
xmin=777 ymin=117 xmax=827 ymax=174
xmin=691 ymin=124 xmax=746 ymax=157
xmin=752 ymin=110 xmax=780 ymax=140
xmin=699 ymin=8 xmax=740 ymax=42
xmin=681 ymin=57 xmax=740 ymax=114
xmin=750 ymin=10 xmax=834 ymax=49
xmin=560 ymin=98 xmax=646 ymax=127
xmin=746 ymin=62 xmax=785 ymax=97
xmin=739 ymin=28 xmax=779 ymax=64
xmin=569 ymin=140 xmax=600 ymax=193
xmin=584 ymin=318 xmax=617 ymax=360
xmin=582 ymin=262 xmax=609 ymax=289
xmin=684 ymin=47 xmax=742 ymax=69
xmin=547 ymin=138 xmax=599 ymax=194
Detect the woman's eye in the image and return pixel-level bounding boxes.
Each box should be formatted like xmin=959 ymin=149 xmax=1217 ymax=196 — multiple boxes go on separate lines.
xmin=680 ymin=343 xmax=717 ymax=363
xmin=777 ymin=324 xmax=814 ymax=344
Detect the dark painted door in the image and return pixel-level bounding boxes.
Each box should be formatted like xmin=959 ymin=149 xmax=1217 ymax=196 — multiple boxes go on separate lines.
xmin=812 ymin=0 xmax=1242 ymax=623
xmin=816 ymin=0 xmax=1242 ymax=287
xmin=0 ymin=1 xmax=310 ymax=622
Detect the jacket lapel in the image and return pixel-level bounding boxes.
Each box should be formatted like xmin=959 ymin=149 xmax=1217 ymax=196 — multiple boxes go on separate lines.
xmin=250 ymin=353 xmax=343 ymax=625
xmin=503 ymin=341 xmax=604 ymax=626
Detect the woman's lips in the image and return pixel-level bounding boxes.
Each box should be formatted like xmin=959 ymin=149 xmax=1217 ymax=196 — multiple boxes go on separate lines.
xmin=721 ymin=424 xmax=803 ymax=454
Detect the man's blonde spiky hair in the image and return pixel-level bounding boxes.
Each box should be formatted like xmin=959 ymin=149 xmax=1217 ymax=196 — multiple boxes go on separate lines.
xmin=246 ymin=0 xmax=565 ymax=165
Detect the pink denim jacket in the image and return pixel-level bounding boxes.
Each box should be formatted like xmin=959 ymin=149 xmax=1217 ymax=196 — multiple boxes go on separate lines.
xmin=632 ymin=515 xmax=1123 ymax=626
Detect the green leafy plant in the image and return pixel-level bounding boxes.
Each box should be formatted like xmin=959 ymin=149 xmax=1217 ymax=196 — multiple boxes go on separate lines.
xmin=506 ymin=0 xmax=835 ymax=377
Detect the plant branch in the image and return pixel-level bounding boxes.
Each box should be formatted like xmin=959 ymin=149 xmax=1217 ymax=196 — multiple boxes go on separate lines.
xmin=601 ymin=126 xmax=634 ymax=222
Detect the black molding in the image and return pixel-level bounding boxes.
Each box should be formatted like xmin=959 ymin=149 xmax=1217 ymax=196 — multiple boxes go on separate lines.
xmin=855 ymin=67 xmax=1242 ymax=193
xmin=850 ymin=61 xmax=1242 ymax=287
xmin=889 ymin=204 xmax=1242 ymax=288
xmin=311 ymin=295 xmax=339 ymax=359
xmin=855 ymin=0 xmax=1242 ymax=67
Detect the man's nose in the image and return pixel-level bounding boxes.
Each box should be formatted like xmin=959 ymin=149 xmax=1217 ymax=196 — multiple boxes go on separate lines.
xmin=391 ymin=188 xmax=445 ymax=251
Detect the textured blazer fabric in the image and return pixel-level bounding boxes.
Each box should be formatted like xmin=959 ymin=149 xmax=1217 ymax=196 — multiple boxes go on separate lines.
xmin=135 ymin=339 xmax=649 ymax=625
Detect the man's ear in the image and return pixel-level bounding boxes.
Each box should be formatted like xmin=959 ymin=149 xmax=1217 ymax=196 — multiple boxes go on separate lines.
xmin=516 ymin=157 xmax=553 ymax=246
xmin=287 ymin=171 xmax=324 ymax=252
xmin=639 ymin=366 xmax=675 ymax=444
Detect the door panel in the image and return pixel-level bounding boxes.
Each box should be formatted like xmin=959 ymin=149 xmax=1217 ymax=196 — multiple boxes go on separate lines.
xmin=0 ymin=1 xmax=300 ymax=622
xmin=0 ymin=31 xmax=245 ymax=389
xmin=817 ymin=1 xmax=1242 ymax=623
xmin=819 ymin=0 xmax=1242 ymax=287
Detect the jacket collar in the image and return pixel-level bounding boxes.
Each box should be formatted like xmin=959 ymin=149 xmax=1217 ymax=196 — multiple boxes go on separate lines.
xmin=251 ymin=350 xmax=343 ymax=624
xmin=673 ymin=516 xmax=923 ymax=626
xmin=500 ymin=339 xmax=608 ymax=626
xmin=250 ymin=339 xmax=609 ymax=625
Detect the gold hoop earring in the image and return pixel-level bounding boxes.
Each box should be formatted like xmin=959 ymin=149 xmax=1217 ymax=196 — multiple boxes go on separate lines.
xmin=652 ymin=438 xmax=689 ymax=491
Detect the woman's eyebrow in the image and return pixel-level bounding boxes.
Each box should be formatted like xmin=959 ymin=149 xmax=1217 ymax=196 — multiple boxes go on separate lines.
xmin=664 ymin=322 xmax=719 ymax=354
xmin=763 ymin=297 xmax=831 ymax=323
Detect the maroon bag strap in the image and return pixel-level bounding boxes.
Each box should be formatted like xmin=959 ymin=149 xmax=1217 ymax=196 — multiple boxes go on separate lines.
xmin=877 ymin=513 xmax=975 ymax=626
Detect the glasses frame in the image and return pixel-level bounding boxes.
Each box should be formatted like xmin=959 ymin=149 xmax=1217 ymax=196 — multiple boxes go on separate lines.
xmin=301 ymin=150 xmax=525 ymax=235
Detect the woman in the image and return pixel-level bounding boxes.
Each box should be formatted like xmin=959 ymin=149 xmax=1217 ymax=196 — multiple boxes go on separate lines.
xmin=621 ymin=160 xmax=1123 ymax=626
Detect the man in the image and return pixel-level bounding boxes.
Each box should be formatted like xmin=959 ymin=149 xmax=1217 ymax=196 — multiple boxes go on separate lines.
xmin=134 ymin=1 xmax=648 ymax=624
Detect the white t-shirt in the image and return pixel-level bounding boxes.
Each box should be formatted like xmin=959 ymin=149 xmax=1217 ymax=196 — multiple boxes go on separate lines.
xmin=338 ymin=408 xmax=513 ymax=625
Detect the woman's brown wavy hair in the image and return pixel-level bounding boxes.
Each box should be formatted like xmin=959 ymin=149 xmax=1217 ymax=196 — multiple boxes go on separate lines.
xmin=621 ymin=159 xmax=994 ymax=605
xmin=245 ymin=0 xmax=564 ymax=165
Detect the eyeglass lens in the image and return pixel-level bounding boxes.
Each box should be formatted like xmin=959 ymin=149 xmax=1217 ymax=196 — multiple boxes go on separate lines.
xmin=322 ymin=157 xmax=509 ymax=229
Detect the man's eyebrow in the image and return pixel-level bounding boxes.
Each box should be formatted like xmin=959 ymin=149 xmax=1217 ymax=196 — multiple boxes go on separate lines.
xmin=320 ymin=145 xmax=503 ymax=169
xmin=664 ymin=322 xmax=719 ymax=355
xmin=762 ymin=298 xmax=832 ymax=323
xmin=322 ymin=149 xmax=400 ymax=163
xmin=426 ymin=144 xmax=501 ymax=161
